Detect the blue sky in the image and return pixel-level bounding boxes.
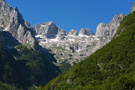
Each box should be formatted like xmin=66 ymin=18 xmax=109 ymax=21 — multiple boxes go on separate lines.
xmin=5 ymin=0 xmax=135 ymax=33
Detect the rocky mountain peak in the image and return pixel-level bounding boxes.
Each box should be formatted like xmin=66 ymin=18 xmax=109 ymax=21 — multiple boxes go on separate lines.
xmin=96 ymin=13 xmax=126 ymax=38
xmin=34 ymin=21 xmax=58 ymax=39
xmin=79 ymin=28 xmax=94 ymax=36
xmin=131 ymin=2 xmax=135 ymax=13
xmin=68 ymin=29 xmax=78 ymax=36
xmin=25 ymin=21 xmax=31 ymax=29
xmin=14 ymin=6 xmax=18 ymax=11
xmin=0 ymin=0 xmax=37 ymax=47
xmin=10 ymin=7 xmax=24 ymax=26
xmin=46 ymin=21 xmax=54 ymax=25
xmin=0 ymin=0 xmax=12 ymax=16
xmin=109 ymin=13 xmax=125 ymax=26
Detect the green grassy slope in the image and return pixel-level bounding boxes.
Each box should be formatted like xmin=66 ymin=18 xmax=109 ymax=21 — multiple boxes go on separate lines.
xmin=39 ymin=13 xmax=135 ymax=90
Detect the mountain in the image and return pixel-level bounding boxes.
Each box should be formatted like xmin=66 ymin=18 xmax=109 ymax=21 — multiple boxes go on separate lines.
xmin=33 ymin=13 xmax=125 ymax=66
xmin=0 ymin=0 xmax=37 ymax=47
xmin=0 ymin=0 xmax=61 ymax=89
xmin=79 ymin=28 xmax=94 ymax=36
xmin=0 ymin=0 xmax=134 ymax=90
xmin=39 ymin=11 xmax=135 ymax=90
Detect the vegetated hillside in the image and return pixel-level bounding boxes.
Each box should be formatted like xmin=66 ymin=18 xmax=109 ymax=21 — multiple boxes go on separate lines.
xmin=0 ymin=32 xmax=61 ymax=90
xmin=39 ymin=13 xmax=135 ymax=90
xmin=0 ymin=32 xmax=21 ymax=90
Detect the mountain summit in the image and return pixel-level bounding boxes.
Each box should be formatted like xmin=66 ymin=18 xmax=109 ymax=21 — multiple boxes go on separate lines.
xmin=0 ymin=0 xmax=36 ymax=47
xmin=131 ymin=2 xmax=135 ymax=13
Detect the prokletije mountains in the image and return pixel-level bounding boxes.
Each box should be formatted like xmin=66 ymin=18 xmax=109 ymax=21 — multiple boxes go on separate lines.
xmin=0 ymin=0 xmax=135 ymax=90
xmin=33 ymin=13 xmax=125 ymax=66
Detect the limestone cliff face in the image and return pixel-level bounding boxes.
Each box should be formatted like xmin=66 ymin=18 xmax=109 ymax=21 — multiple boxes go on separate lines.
xmin=68 ymin=29 xmax=78 ymax=36
xmin=79 ymin=28 xmax=94 ymax=36
xmin=34 ymin=21 xmax=58 ymax=39
xmin=96 ymin=13 xmax=125 ymax=37
xmin=131 ymin=2 xmax=135 ymax=13
xmin=33 ymin=13 xmax=125 ymax=65
xmin=0 ymin=0 xmax=36 ymax=47
xmin=91 ymin=13 xmax=126 ymax=54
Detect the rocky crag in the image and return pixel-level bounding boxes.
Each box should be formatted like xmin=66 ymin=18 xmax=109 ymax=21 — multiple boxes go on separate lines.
xmin=34 ymin=13 xmax=126 ymax=65
xmin=131 ymin=2 xmax=135 ymax=13
xmin=0 ymin=0 xmax=37 ymax=48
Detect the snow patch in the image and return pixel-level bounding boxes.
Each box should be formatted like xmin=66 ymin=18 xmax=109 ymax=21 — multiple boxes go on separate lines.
xmin=4 ymin=25 xmax=10 ymax=31
xmin=78 ymin=34 xmax=89 ymax=37
xmin=67 ymin=35 xmax=77 ymax=37
xmin=50 ymin=38 xmax=59 ymax=42
xmin=35 ymin=35 xmax=42 ymax=39
xmin=41 ymin=25 xmax=47 ymax=28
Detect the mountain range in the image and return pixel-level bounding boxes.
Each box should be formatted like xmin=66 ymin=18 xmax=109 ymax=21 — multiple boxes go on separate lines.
xmin=0 ymin=0 xmax=126 ymax=67
xmin=0 ymin=0 xmax=135 ymax=90
xmin=33 ymin=13 xmax=125 ymax=66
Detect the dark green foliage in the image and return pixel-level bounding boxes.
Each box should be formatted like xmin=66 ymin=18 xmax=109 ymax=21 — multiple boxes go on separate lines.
xmin=0 ymin=32 xmax=31 ymax=89
xmin=0 ymin=32 xmax=61 ymax=90
xmin=40 ymin=14 xmax=135 ymax=90
xmin=15 ymin=44 xmax=60 ymax=86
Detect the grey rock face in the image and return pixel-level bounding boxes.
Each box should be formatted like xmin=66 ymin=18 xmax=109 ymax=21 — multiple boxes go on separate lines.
xmin=131 ymin=2 xmax=135 ymax=13
xmin=79 ymin=28 xmax=94 ymax=36
xmin=25 ymin=21 xmax=31 ymax=29
xmin=0 ymin=0 xmax=12 ymax=17
xmin=23 ymin=31 xmax=35 ymax=45
xmin=93 ymin=13 xmax=126 ymax=53
xmin=96 ymin=13 xmax=126 ymax=40
xmin=34 ymin=21 xmax=58 ymax=39
xmin=57 ymin=28 xmax=68 ymax=40
xmin=0 ymin=0 xmax=36 ymax=47
xmin=68 ymin=29 xmax=78 ymax=36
